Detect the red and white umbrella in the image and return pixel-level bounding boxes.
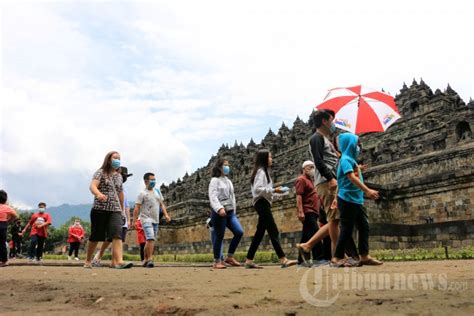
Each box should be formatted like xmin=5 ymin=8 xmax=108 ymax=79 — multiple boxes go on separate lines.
xmin=316 ymin=85 xmax=401 ymax=134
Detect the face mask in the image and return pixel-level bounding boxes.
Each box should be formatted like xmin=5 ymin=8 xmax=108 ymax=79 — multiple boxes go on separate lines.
xmin=223 ymin=165 xmax=230 ymax=175
xmin=307 ymin=169 xmax=316 ymax=177
xmin=39 ymin=207 xmax=45 ymax=213
xmin=356 ymin=146 xmax=361 ymax=157
xmin=330 ymin=122 xmax=337 ymax=133
xmin=111 ymin=159 xmax=121 ymax=169
xmin=148 ymin=180 xmax=156 ymax=189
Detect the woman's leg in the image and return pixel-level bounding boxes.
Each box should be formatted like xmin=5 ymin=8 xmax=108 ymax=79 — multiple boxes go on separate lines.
xmin=210 ymin=211 xmax=227 ymax=262
xmin=261 ymin=203 xmax=286 ymax=259
xmin=68 ymin=243 xmax=74 ymax=257
xmin=246 ymin=201 xmax=268 ymax=261
xmin=225 ymin=212 xmax=244 ymax=256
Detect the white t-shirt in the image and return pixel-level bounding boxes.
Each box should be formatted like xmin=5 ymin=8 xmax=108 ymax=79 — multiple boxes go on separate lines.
xmin=136 ymin=189 xmax=162 ymax=224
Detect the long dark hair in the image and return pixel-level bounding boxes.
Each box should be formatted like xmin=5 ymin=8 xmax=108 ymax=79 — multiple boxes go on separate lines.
xmin=100 ymin=151 xmax=119 ymax=175
xmin=211 ymin=158 xmax=227 ymax=178
xmin=250 ymin=149 xmax=271 ymax=184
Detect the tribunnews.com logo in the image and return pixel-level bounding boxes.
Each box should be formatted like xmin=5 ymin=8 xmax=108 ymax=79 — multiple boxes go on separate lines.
xmin=299 ymin=267 xmax=468 ymax=307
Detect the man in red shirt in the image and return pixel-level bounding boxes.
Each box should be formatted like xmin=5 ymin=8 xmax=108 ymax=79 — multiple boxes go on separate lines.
xmin=67 ymin=219 xmax=85 ymax=260
xmin=21 ymin=202 xmax=52 ymax=262
xmin=294 ymin=161 xmax=324 ymax=266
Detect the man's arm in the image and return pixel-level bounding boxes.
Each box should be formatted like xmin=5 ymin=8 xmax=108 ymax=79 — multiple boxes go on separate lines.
xmin=310 ymin=134 xmax=335 ymax=182
xmin=159 ymin=200 xmax=171 ymax=223
xmin=296 ymin=195 xmax=305 ymax=222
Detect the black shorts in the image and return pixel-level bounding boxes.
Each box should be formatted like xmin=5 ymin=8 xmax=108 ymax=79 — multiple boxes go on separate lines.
xmin=89 ymin=209 xmax=123 ymax=242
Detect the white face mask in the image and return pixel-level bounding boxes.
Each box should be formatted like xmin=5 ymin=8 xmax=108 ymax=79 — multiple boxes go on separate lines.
xmin=39 ymin=207 xmax=45 ymax=213
xmin=307 ymin=169 xmax=316 ymax=178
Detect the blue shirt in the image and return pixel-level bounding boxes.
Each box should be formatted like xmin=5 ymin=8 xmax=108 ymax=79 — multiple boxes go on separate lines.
xmin=337 ymin=156 xmax=364 ymax=205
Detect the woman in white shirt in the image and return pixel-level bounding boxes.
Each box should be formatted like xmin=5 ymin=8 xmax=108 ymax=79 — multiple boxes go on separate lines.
xmin=244 ymin=149 xmax=297 ymax=269
xmin=208 ymin=158 xmax=244 ymax=269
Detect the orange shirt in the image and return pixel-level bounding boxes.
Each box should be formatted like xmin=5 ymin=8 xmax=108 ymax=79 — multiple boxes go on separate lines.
xmin=0 ymin=204 xmax=17 ymax=222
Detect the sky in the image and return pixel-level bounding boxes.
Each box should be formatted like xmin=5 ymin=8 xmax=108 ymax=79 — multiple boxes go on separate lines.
xmin=1 ymin=0 xmax=473 ymax=209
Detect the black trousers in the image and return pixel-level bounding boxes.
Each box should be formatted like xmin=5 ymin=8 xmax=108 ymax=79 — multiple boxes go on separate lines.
xmin=298 ymin=212 xmax=324 ymax=263
xmin=335 ymin=198 xmax=369 ymax=259
xmin=11 ymin=237 xmax=22 ymax=257
xmin=0 ymin=222 xmax=7 ymax=263
xmin=139 ymin=243 xmax=146 ymax=261
xmin=28 ymin=235 xmax=46 ymax=260
xmin=68 ymin=242 xmax=81 ymax=257
xmin=247 ymin=199 xmax=285 ymax=260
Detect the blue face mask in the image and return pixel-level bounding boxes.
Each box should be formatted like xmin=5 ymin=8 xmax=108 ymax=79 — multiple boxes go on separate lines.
xmin=223 ymin=165 xmax=230 ymax=175
xmin=356 ymin=146 xmax=361 ymax=157
xmin=111 ymin=159 xmax=121 ymax=169
xmin=330 ymin=122 xmax=337 ymax=133
xmin=148 ymin=180 xmax=156 ymax=189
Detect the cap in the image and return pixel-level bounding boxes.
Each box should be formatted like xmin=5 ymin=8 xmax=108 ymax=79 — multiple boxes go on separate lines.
xmin=302 ymin=160 xmax=315 ymax=169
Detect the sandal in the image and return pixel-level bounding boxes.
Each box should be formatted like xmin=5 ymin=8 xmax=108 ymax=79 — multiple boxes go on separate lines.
xmin=245 ymin=262 xmax=263 ymax=269
xmin=359 ymin=258 xmax=383 ymax=266
xmin=281 ymin=259 xmax=298 ymax=268
xmin=330 ymin=259 xmax=356 ymax=268
xmin=296 ymin=244 xmax=311 ymax=265
xmin=112 ymin=262 xmax=133 ymax=269
xmin=83 ymin=262 xmax=92 ymax=269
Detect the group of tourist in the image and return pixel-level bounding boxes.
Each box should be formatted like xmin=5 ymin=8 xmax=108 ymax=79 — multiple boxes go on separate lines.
xmin=207 ymin=110 xmax=382 ymax=269
xmin=0 ymin=110 xmax=383 ymax=269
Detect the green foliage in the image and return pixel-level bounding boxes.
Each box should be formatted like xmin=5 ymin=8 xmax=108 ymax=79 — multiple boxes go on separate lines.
xmin=371 ymin=247 xmax=474 ymax=261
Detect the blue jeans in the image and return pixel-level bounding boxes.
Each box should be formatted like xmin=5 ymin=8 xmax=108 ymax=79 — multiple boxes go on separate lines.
xmin=210 ymin=227 xmax=224 ymax=261
xmin=28 ymin=234 xmax=46 ymax=260
xmin=210 ymin=210 xmax=244 ymax=261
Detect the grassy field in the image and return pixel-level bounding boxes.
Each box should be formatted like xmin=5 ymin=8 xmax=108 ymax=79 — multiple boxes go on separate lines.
xmin=42 ymin=246 xmax=474 ymax=263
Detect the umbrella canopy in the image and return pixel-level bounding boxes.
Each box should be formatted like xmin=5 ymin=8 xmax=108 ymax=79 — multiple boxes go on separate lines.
xmin=316 ymin=85 xmax=401 ymax=134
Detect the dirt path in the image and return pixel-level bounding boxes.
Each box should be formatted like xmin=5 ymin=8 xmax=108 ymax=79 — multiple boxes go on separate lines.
xmin=1 ymin=260 xmax=473 ymax=315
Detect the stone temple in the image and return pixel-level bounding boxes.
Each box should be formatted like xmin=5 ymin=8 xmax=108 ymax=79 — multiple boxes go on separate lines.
xmin=133 ymin=80 xmax=474 ymax=255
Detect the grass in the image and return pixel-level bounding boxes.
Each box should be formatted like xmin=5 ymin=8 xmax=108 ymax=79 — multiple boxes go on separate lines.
xmin=42 ymin=247 xmax=474 ymax=263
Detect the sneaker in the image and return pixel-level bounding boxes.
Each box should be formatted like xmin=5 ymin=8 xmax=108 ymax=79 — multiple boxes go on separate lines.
xmin=68 ymin=256 xmax=72 ymax=261
xmin=74 ymin=257 xmax=80 ymax=261
xmin=112 ymin=262 xmax=133 ymax=269
xmin=92 ymin=258 xmax=101 ymax=267
xmin=146 ymin=261 xmax=154 ymax=268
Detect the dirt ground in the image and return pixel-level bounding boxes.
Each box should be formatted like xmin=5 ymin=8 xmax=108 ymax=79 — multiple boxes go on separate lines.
xmin=1 ymin=260 xmax=474 ymax=315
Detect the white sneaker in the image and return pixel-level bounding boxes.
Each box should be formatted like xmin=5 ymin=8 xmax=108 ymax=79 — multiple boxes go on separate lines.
xmin=68 ymin=256 xmax=72 ymax=261
xmin=74 ymin=257 xmax=79 ymax=261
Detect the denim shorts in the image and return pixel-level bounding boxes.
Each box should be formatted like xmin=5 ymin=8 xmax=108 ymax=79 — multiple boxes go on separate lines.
xmin=142 ymin=222 xmax=159 ymax=241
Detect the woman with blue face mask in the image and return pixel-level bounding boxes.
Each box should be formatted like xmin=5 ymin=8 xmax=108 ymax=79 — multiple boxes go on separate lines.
xmin=84 ymin=151 xmax=132 ymax=269
xmin=208 ymin=158 xmax=244 ymax=269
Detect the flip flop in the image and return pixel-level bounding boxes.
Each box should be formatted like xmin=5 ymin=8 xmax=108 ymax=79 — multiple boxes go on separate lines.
xmin=296 ymin=244 xmax=312 ymax=265
xmin=245 ymin=262 xmax=263 ymax=269
xmin=281 ymin=259 xmax=298 ymax=268
xmin=359 ymin=258 xmax=383 ymax=266
xmin=330 ymin=259 xmax=356 ymax=268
